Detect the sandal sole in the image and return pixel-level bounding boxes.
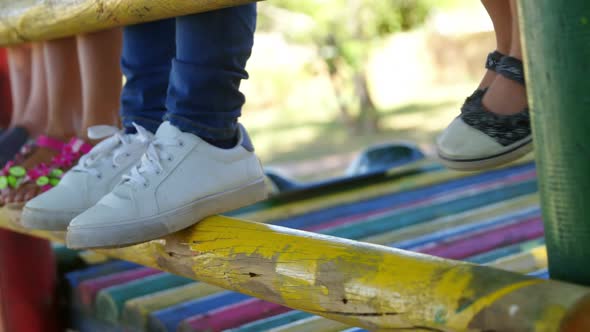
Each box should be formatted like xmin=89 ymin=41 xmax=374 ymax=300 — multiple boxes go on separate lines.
xmin=437 ymin=138 xmax=533 ymax=171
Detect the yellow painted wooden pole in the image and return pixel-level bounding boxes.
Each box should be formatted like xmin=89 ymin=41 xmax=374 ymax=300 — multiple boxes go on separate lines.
xmin=0 ymin=210 xmax=589 ymax=331
xmin=0 ymin=0 xmax=260 ymax=46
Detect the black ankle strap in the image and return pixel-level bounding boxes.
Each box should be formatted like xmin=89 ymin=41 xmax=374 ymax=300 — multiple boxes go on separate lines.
xmin=495 ymin=56 xmax=526 ymax=85
xmin=485 ymin=50 xmax=505 ymax=71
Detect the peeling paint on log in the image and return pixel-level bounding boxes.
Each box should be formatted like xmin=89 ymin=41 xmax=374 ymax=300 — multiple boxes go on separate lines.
xmin=1 ymin=210 xmax=589 ymax=331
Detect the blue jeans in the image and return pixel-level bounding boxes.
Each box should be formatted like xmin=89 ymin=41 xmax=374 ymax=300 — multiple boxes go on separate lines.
xmin=120 ymin=4 xmax=256 ymax=142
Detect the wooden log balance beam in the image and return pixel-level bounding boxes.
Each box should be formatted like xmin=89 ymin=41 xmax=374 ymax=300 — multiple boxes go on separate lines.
xmin=0 ymin=0 xmax=260 ymax=46
xmin=1 ymin=210 xmax=590 ymax=331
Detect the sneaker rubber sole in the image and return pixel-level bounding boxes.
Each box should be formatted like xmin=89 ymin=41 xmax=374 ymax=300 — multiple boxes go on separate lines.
xmin=437 ymin=137 xmax=533 ymax=171
xmin=21 ymin=207 xmax=84 ymax=231
xmin=66 ymin=178 xmax=268 ymax=249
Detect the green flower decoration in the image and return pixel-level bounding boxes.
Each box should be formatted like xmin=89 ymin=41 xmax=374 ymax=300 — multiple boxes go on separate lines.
xmin=36 ymin=176 xmax=49 ymax=186
xmin=8 ymin=166 xmax=26 ymax=177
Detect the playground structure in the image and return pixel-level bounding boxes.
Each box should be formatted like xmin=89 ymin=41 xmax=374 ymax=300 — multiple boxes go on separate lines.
xmin=0 ymin=0 xmax=589 ymax=331
xmin=7 ymin=159 xmax=590 ymax=332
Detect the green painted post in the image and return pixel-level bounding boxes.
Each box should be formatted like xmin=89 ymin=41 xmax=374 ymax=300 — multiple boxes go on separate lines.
xmin=518 ymin=1 xmax=590 ymax=285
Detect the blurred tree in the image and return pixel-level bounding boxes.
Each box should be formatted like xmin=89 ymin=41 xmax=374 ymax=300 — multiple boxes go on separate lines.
xmin=259 ymin=0 xmax=431 ymax=134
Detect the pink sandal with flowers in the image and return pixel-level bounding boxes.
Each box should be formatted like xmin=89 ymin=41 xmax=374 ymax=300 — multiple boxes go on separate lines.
xmin=1 ymin=137 xmax=92 ymax=209
xmin=0 ymin=136 xmax=66 ymax=192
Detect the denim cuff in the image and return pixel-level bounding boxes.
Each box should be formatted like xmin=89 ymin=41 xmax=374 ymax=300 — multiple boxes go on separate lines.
xmin=164 ymin=113 xmax=238 ymax=141
xmin=122 ymin=115 xmax=163 ymax=134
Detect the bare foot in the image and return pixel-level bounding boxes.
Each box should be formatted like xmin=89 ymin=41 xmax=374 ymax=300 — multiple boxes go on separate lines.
xmin=476 ymin=51 xmax=507 ymax=91
xmin=478 ymin=68 xmax=498 ymax=91
xmin=482 ymin=75 xmax=528 ymax=115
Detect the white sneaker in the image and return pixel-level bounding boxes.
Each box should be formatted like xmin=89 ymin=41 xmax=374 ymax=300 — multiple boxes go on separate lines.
xmin=21 ymin=124 xmax=153 ymax=231
xmin=66 ymin=121 xmax=268 ymax=249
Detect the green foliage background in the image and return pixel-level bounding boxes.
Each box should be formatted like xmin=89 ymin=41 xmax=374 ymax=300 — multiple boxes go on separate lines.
xmin=257 ymin=0 xmax=439 ymax=132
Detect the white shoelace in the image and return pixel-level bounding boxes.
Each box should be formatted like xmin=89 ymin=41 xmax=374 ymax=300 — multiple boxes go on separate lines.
xmin=122 ymin=137 xmax=181 ymax=188
xmin=74 ymin=124 xmax=152 ymax=178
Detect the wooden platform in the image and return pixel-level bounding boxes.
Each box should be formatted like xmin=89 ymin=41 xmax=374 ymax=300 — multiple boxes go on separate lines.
xmin=1 ymin=161 xmax=590 ymax=331
xmin=4 ymin=212 xmax=584 ymax=331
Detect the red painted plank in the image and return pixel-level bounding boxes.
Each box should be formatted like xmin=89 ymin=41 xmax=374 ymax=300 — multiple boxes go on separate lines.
xmin=0 ymin=229 xmax=60 ymax=332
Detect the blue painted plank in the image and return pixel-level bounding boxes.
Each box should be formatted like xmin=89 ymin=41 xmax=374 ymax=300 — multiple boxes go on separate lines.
xmin=325 ymin=179 xmax=537 ymax=240
xmin=66 ymin=260 xmax=141 ymax=288
xmin=275 ymin=162 xmax=535 ymax=229
xmin=391 ymin=207 xmax=540 ymax=249
xmin=148 ymin=292 xmax=251 ymax=332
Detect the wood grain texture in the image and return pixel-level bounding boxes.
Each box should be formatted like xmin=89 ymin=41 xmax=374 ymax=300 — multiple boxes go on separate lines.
xmin=0 ymin=0 xmax=260 ymax=45
xmin=0 ymin=210 xmax=588 ymax=331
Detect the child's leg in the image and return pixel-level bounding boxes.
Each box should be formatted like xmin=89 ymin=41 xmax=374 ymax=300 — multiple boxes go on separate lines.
xmin=120 ymin=19 xmax=175 ymax=133
xmin=2 ymin=39 xmax=84 ymax=206
xmin=481 ymin=0 xmax=528 ymax=115
xmin=7 ymin=47 xmax=32 ymax=128
xmin=165 ymin=4 xmax=256 ymax=148
xmin=64 ymin=5 xmax=267 ymax=249
xmin=478 ymin=0 xmax=511 ymax=90
xmin=76 ymin=28 xmax=123 ymax=139
xmin=21 ymin=45 xmax=48 ymax=135
xmin=7 ymin=45 xmax=47 ymax=137
xmin=436 ymin=1 xmax=531 ymax=171
xmin=43 ymin=37 xmax=82 ymax=140
xmin=21 ymin=20 xmax=175 ymax=230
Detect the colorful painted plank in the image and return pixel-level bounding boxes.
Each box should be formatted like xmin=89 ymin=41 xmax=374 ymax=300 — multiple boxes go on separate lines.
xmin=416 ymin=217 xmax=543 ymax=259
xmin=148 ymin=291 xmax=251 ymax=332
xmin=236 ymin=162 xmax=535 ymax=222
xmin=122 ymin=282 xmax=223 ymax=329
xmin=324 ymin=179 xmax=537 ymax=239
xmin=178 ymin=298 xmax=290 ymax=332
xmin=227 ymin=311 xmax=311 ymax=332
xmin=77 ymin=267 xmax=161 ymax=308
xmin=66 ymin=260 xmax=141 ymax=288
xmin=361 ymin=194 xmax=538 ymax=245
xmin=268 ymin=163 xmax=535 ymax=229
xmin=268 ymin=315 xmax=350 ymax=332
xmin=95 ymin=273 xmax=193 ymax=323
xmin=488 ymin=246 xmax=548 ymax=274
xmin=391 ymin=207 xmax=540 ymax=249
xmin=466 ymin=238 xmax=545 ymax=264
